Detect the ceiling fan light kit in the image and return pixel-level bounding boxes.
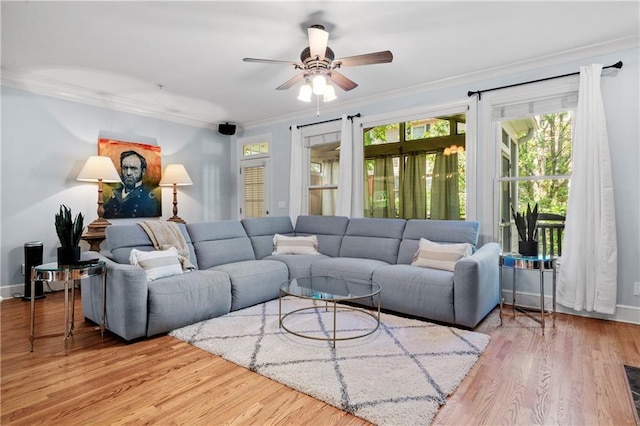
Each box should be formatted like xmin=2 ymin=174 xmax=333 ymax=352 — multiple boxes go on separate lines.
xmin=243 ymin=24 xmax=393 ymax=107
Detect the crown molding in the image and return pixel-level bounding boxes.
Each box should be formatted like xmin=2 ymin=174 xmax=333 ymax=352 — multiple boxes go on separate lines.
xmin=2 ymin=36 xmax=637 ymax=132
xmin=1 ymin=69 xmax=218 ymax=130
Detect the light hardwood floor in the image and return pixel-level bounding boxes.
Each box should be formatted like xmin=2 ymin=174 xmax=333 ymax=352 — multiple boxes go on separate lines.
xmin=2 ymin=290 xmax=639 ymax=425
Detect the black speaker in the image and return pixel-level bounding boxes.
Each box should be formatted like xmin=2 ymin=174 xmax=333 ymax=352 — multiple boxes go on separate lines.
xmin=218 ymin=122 xmax=236 ymax=136
xmin=23 ymin=241 xmax=45 ymax=301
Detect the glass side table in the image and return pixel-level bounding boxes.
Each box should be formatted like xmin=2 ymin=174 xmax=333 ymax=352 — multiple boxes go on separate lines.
xmin=499 ymin=253 xmax=557 ymax=334
xmin=29 ymin=261 xmax=106 ymax=354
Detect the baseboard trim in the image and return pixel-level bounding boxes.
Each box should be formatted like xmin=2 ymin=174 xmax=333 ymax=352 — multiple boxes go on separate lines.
xmin=1 ymin=284 xmax=25 ymax=301
xmin=0 ymin=281 xmax=64 ymax=301
xmin=502 ymin=290 xmax=640 ymax=325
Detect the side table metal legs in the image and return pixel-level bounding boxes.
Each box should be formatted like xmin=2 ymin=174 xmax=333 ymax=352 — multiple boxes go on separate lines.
xmin=29 ymin=268 xmax=36 ymax=352
xmin=499 ymin=255 xmax=557 ymax=335
xmin=28 ymin=262 xmax=107 ymax=354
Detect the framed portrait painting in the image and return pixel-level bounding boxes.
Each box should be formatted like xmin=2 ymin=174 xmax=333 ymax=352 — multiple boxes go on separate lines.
xmin=98 ymin=138 xmax=162 ymax=219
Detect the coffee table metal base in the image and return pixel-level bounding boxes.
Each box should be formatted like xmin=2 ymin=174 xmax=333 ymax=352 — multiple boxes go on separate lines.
xmin=279 ymin=298 xmax=380 ymax=348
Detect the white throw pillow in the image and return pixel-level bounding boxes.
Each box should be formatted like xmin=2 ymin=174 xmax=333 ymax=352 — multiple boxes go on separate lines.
xmin=272 ymin=234 xmax=320 ymax=255
xmin=411 ymin=238 xmax=472 ymax=272
xmin=129 ymin=247 xmax=183 ymax=281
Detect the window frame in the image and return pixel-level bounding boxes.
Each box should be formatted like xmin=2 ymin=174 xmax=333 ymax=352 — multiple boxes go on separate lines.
xmin=300 ymin=121 xmax=342 ymax=216
xmin=237 ymin=134 xmax=272 ymax=219
xmin=479 ymin=78 xmax=579 ymax=246
xmin=354 ymin=100 xmax=476 ymax=220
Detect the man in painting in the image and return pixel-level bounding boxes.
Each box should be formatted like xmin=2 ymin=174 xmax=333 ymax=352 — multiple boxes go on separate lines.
xmin=104 ymin=150 xmax=161 ymax=218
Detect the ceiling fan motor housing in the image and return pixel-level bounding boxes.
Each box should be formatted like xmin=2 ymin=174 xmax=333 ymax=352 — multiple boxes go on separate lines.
xmin=300 ymin=46 xmax=335 ymax=68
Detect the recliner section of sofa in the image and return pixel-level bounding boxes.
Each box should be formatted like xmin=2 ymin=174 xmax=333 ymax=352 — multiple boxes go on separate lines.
xmin=83 ymin=215 xmax=499 ymax=342
xmin=82 ymin=223 xmax=229 ymax=341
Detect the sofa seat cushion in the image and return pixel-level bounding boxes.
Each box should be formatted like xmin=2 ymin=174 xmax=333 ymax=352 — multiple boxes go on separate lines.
xmin=264 ymin=253 xmax=331 ymax=279
xmin=372 ymin=264 xmax=455 ymax=324
xmin=146 ymin=270 xmax=232 ymax=336
xmin=212 ymin=260 xmax=289 ymax=311
xmin=311 ymin=257 xmax=389 ymax=283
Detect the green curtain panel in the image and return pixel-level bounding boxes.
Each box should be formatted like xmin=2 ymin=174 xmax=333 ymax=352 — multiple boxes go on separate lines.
xmin=431 ymin=152 xmax=460 ymax=220
xmin=402 ymin=153 xmax=427 ymax=219
xmin=371 ymin=157 xmax=396 ymax=218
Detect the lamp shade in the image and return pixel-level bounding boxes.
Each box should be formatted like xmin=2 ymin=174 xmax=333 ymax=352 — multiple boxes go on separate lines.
xmin=159 ymin=164 xmax=193 ymax=186
xmin=77 ymin=156 xmax=121 ymax=182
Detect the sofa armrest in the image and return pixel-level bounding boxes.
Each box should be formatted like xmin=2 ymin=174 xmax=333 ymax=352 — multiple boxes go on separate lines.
xmin=80 ymin=251 xmax=149 ymax=341
xmin=452 ymin=242 xmax=500 ymax=328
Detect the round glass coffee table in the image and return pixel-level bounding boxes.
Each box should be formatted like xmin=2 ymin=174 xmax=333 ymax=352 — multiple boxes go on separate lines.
xmin=279 ymin=276 xmax=381 ymax=347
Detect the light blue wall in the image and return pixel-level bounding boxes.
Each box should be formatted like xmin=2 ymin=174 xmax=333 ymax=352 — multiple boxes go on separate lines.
xmin=236 ymin=47 xmax=640 ymax=313
xmin=1 ymin=87 xmax=232 ymax=292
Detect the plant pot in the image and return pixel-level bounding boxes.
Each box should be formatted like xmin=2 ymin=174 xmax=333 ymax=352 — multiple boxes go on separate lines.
xmin=57 ymin=246 xmax=81 ymax=266
xmin=518 ymin=240 xmax=539 ymax=257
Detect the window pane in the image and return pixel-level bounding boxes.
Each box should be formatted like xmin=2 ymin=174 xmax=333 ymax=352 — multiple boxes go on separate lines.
xmin=516 ymin=112 xmax=573 ymax=177
xmin=406 ymin=118 xmax=450 ymax=140
xmin=501 ymin=179 xmax=569 ymax=254
xmin=364 ymin=124 xmax=399 ymax=145
xmin=500 ymin=112 xmax=572 ymax=214
xmin=499 ymin=111 xmax=572 ymax=253
xmin=309 ymin=188 xmax=337 ymax=216
xmin=243 ymin=142 xmax=269 ymax=157
xmin=310 ymin=142 xmax=339 ymax=186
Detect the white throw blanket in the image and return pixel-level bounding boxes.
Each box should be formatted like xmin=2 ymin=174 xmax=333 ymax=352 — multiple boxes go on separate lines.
xmin=139 ymin=221 xmax=195 ymax=270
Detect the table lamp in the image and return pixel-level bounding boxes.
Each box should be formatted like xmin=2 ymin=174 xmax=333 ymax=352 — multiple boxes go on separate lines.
xmin=159 ymin=164 xmax=193 ymax=223
xmin=77 ymin=155 xmax=121 ymax=237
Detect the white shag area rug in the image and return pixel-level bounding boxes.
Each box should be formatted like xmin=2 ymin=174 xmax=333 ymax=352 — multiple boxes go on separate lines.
xmin=170 ymin=297 xmax=490 ymax=425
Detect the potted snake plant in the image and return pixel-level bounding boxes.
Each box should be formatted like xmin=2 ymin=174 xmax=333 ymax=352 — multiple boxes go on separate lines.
xmin=510 ymin=202 xmax=539 ymax=256
xmin=55 ymin=204 xmax=84 ymax=265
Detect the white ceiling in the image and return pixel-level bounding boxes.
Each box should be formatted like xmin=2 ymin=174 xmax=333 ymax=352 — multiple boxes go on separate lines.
xmin=2 ymin=1 xmax=639 ymax=129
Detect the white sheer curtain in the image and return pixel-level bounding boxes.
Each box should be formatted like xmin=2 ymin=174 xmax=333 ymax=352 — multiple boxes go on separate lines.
xmin=336 ymin=114 xmax=353 ymax=217
xmin=289 ymin=125 xmax=303 ymax=225
xmin=557 ymin=64 xmax=618 ymax=314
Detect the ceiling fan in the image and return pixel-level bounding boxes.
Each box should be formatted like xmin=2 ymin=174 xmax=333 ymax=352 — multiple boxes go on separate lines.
xmin=243 ymin=25 xmax=393 ymax=101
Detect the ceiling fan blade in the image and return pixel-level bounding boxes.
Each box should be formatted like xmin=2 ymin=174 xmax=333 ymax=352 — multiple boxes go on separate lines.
xmin=276 ymin=72 xmax=305 ymax=90
xmin=308 ymin=25 xmax=329 ymax=60
xmin=243 ymin=57 xmax=301 ymax=67
xmin=333 ymin=50 xmax=393 ymax=68
xmin=329 ymin=70 xmax=358 ymax=91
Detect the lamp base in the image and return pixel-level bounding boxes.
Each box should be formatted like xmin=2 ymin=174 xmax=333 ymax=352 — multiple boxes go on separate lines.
xmin=86 ymin=217 xmax=112 ymax=234
xmin=82 ymin=217 xmax=112 ymax=251
xmin=167 ymin=216 xmax=186 ymax=224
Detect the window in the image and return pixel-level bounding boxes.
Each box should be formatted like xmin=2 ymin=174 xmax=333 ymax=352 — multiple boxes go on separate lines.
xmin=306 ymin=131 xmax=341 ymax=216
xmin=494 ymin=93 xmax=576 ymax=253
xmin=363 ymin=114 xmax=466 ymax=220
xmin=238 ymin=136 xmax=271 ymax=218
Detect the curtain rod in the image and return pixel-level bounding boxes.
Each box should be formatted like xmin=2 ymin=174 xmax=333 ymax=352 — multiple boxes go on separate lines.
xmin=467 ymin=61 xmax=623 ymax=100
xmin=291 ymin=113 xmax=361 ymax=130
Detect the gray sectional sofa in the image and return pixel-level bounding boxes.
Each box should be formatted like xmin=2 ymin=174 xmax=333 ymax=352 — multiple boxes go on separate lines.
xmin=81 ymin=215 xmax=500 ymax=342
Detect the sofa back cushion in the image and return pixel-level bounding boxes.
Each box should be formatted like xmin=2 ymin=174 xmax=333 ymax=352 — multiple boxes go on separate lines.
xmin=397 ymin=219 xmax=480 ymax=265
xmin=106 ymin=223 xmax=198 ymax=268
xmin=294 ymin=215 xmax=349 ymax=257
xmin=339 ymin=218 xmax=406 ymax=264
xmin=241 ymin=216 xmax=295 ymax=259
xmin=187 ymin=221 xmax=255 ymax=269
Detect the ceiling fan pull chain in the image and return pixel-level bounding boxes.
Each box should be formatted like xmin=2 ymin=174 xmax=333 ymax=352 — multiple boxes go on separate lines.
xmin=316 ymin=95 xmax=320 ymax=117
